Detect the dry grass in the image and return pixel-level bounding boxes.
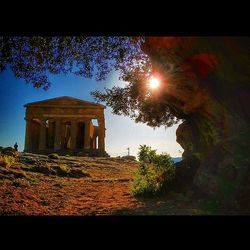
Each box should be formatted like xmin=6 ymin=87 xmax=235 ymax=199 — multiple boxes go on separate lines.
xmin=0 ymin=153 xmax=205 ymax=215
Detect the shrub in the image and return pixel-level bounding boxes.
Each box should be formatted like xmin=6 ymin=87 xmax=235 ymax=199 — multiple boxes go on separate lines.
xmin=0 ymin=155 xmax=16 ymax=168
xmin=53 ymin=164 xmax=69 ymax=176
xmin=48 ymin=153 xmax=59 ymax=159
xmin=131 ymin=145 xmax=175 ymax=196
xmin=137 ymin=145 xmax=156 ymax=163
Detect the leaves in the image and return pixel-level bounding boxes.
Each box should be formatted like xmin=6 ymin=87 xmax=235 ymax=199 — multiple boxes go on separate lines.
xmin=131 ymin=145 xmax=175 ymax=196
xmin=0 ymin=36 xmax=147 ymax=89
xmin=1 ymin=36 xmax=249 ymax=128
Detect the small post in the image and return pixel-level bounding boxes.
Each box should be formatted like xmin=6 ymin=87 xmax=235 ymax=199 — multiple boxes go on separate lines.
xmin=127 ymin=147 xmax=130 ymax=156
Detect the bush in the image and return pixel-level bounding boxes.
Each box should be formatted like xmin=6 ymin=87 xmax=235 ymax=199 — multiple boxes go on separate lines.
xmin=131 ymin=145 xmax=175 ymax=196
xmin=48 ymin=153 xmax=59 ymax=159
xmin=53 ymin=164 xmax=69 ymax=176
xmin=0 ymin=155 xmax=16 ymax=168
xmin=137 ymin=145 xmax=156 ymax=163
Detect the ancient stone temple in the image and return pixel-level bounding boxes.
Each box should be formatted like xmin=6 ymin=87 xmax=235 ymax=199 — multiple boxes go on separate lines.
xmin=23 ymin=96 xmax=108 ymax=156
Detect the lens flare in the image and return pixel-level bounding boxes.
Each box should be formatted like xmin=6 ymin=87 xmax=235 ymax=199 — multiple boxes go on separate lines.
xmin=148 ymin=77 xmax=160 ymax=89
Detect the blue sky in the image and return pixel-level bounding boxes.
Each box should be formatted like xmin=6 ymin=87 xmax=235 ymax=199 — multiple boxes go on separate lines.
xmin=0 ymin=68 xmax=183 ymax=157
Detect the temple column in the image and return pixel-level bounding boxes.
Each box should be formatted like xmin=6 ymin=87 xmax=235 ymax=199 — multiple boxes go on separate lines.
xmin=98 ymin=117 xmax=105 ymax=152
xmin=24 ymin=118 xmax=32 ymax=151
xmin=61 ymin=121 xmax=66 ymax=149
xmin=48 ymin=120 xmax=54 ymax=148
xmin=39 ymin=118 xmax=47 ymax=150
xmin=84 ymin=119 xmax=91 ymax=149
xmin=54 ymin=119 xmax=61 ymax=150
xmin=93 ymin=135 xmax=96 ymax=149
xmin=70 ymin=120 xmax=77 ymax=150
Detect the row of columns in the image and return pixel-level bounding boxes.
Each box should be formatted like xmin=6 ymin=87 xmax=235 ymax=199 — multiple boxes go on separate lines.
xmin=24 ymin=116 xmax=105 ymax=152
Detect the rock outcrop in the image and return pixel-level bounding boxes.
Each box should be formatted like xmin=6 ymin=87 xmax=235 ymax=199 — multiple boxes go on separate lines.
xmin=142 ymin=37 xmax=250 ymax=210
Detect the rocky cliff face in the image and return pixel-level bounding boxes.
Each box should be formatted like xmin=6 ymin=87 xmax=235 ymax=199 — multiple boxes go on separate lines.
xmin=142 ymin=37 xmax=250 ymax=210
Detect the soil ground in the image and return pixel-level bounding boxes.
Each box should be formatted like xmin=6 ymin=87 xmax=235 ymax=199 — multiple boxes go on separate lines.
xmin=0 ymin=153 xmax=205 ymax=215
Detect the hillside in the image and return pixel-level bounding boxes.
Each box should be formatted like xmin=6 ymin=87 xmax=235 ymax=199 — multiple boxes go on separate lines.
xmin=0 ymin=152 xmax=240 ymax=215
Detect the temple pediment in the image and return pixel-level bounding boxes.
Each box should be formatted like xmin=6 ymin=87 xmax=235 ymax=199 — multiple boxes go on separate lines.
xmin=24 ymin=96 xmax=105 ymax=108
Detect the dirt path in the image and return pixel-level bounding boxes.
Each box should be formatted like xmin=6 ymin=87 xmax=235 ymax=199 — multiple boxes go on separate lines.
xmin=0 ymin=153 xmax=204 ymax=215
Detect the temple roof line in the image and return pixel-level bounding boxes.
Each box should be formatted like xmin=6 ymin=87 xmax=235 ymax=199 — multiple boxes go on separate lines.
xmin=24 ymin=96 xmax=105 ymax=108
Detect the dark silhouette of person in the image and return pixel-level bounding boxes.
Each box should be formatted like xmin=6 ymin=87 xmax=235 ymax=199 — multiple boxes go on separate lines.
xmin=14 ymin=142 xmax=18 ymax=151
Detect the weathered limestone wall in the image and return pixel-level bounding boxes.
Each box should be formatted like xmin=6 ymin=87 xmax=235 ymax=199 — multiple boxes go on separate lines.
xmin=24 ymin=97 xmax=108 ymax=157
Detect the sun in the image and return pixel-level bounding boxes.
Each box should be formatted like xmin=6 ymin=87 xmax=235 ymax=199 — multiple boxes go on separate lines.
xmin=148 ymin=77 xmax=160 ymax=89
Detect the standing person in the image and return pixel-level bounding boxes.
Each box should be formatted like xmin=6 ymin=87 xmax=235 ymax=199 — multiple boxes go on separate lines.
xmin=14 ymin=142 xmax=18 ymax=151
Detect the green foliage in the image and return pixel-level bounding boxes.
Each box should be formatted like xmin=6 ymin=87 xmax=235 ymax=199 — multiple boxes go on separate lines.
xmin=131 ymin=145 xmax=175 ymax=196
xmin=0 ymin=37 xmax=146 ymax=90
xmin=48 ymin=153 xmax=59 ymax=159
xmin=1 ymin=37 xmax=249 ymax=129
xmin=92 ymin=87 xmax=179 ymax=128
xmin=58 ymin=164 xmax=69 ymax=173
xmin=137 ymin=145 xmax=156 ymax=163
xmin=0 ymin=36 xmax=179 ymax=128
xmin=0 ymin=155 xmax=16 ymax=168
xmin=53 ymin=164 xmax=69 ymax=176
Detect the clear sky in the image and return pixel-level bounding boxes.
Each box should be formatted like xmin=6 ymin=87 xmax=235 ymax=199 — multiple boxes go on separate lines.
xmin=0 ymin=68 xmax=183 ymax=157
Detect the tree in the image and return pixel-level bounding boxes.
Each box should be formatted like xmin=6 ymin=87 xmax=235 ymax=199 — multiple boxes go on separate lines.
xmin=1 ymin=36 xmax=249 ymax=130
xmin=0 ymin=36 xmax=179 ymax=127
xmin=1 ymin=36 xmax=250 ymax=209
xmin=1 ymin=36 xmax=249 ymax=131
